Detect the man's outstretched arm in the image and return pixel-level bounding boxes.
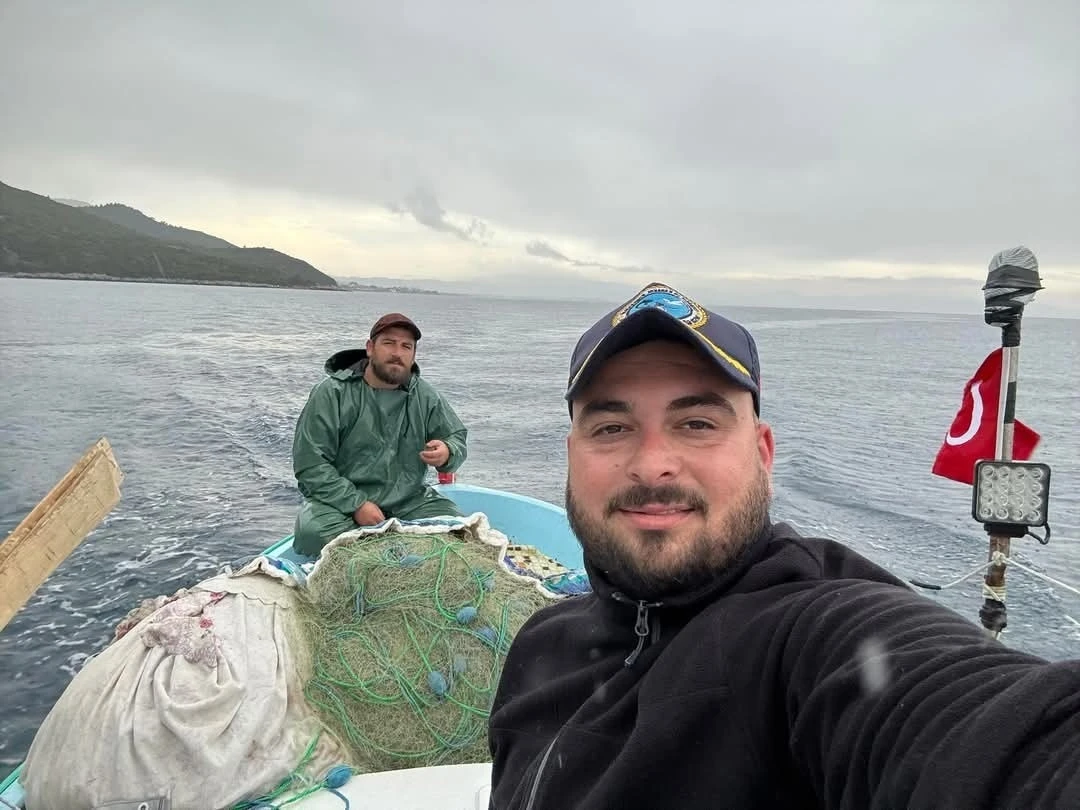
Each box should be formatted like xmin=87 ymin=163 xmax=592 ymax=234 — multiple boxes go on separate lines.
xmin=777 ymin=581 xmax=1080 ymax=809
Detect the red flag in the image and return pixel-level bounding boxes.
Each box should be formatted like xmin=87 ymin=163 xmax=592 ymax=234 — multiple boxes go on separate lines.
xmin=931 ymin=348 xmax=1040 ymax=485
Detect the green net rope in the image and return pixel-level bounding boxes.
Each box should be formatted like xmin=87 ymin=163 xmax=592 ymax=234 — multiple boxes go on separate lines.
xmin=296 ymin=530 xmax=551 ymax=775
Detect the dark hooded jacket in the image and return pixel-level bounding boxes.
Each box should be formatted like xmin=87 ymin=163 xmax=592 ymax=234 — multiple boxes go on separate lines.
xmin=292 ymin=349 xmax=468 ymax=516
xmin=488 ymin=521 xmax=1080 ymax=809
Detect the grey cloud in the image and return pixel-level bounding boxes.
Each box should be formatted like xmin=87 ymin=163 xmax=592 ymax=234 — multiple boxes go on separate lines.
xmin=525 ymin=240 xmax=656 ymax=275
xmin=389 ymin=186 xmax=493 ymax=245
xmin=0 ymin=0 xmax=1077 ymax=280
xmin=525 ymin=241 xmax=573 ymax=263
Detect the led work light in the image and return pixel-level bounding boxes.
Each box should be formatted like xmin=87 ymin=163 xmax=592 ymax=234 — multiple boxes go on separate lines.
xmin=971 ymin=460 xmax=1051 ymax=530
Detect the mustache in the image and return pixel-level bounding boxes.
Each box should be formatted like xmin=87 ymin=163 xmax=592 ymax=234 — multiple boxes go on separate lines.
xmin=606 ymin=484 xmax=708 ymax=516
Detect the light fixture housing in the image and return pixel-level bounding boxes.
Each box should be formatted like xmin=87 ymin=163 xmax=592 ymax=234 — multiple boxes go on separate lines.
xmin=971 ymin=459 xmax=1051 ymax=530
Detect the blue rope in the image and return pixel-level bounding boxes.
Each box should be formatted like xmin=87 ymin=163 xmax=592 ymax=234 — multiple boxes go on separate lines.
xmin=323 ymin=766 xmax=353 ymax=809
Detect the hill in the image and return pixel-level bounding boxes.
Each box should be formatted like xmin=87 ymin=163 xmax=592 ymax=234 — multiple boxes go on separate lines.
xmin=82 ymin=203 xmax=337 ymax=285
xmin=0 ymin=181 xmax=338 ymax=289
xmin=83 ymin=203 xmax=235 ymax=249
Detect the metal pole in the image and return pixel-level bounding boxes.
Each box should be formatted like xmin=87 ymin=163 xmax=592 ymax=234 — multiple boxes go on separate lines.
xmin=994 ymin=347 xmax=1014 ymax=461
xmin=977 ymin=246 xmax=1042 ymax=639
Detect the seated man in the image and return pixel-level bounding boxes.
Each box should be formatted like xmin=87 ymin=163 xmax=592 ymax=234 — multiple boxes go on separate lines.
xmin=487 ymin=281 xmax=1080 ymax=809
xmin=291 ymin=312 xmax=468 ymax=556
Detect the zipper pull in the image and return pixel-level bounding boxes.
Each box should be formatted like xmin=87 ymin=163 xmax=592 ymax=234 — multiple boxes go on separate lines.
xmin=624 ymin=601 xmax=651 ymax=667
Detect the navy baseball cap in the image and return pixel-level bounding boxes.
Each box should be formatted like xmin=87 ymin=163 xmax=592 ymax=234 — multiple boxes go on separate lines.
xmin=565 ymin=281 xmax=761 ymax=414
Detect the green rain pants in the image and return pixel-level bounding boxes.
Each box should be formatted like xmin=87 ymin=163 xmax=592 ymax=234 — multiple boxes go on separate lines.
xmin=292 ymin=489 xmax=464 ymax=557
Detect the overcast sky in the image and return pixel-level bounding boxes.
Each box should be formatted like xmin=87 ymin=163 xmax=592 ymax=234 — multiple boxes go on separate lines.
xmin=2 ymin=0 xmax=1077 ymax=314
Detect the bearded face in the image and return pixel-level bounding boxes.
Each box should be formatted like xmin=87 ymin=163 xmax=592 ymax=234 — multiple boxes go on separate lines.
xmin=366 ymin=327 xmax=416 ymax=387
xmin=566 ymin=464 xmax=771 ymax=599
xmin=369 ymin=352 xmax=410 ymax=386
xmin=564 ymin=339 xmax=775 ymax=601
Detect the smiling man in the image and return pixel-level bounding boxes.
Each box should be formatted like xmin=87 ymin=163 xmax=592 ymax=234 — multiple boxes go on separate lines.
xmin=290 ymin=312 xmax=468 ymax=556
xmin=564 ymin=282 xmax=772 ymax=610
xmin=487 ymin=282 xmax=1080 ymax=809
xmin=564 ymin=338 xmax=772 ymax=605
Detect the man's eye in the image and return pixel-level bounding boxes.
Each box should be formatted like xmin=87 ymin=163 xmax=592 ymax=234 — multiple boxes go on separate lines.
xmin=594 ymin=424 xmax=624 ymax=436
xmin=682 ymin=420 xmax=714 ymax=431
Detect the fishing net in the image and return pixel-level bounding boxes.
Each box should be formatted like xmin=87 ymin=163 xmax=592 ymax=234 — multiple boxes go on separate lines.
xmin=20 ymin=513 xmax=588 ymax=809
xmin=295 ymin=519 xmax=561 ymax=774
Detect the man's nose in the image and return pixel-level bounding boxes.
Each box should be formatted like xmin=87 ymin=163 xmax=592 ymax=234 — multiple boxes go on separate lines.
xmin=625 ymin=428 xmax=681 ymax=486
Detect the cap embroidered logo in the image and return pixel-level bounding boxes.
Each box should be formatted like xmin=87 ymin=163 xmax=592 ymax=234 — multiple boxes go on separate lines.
xmin=611 ymin=283 xmax=709 ymax=331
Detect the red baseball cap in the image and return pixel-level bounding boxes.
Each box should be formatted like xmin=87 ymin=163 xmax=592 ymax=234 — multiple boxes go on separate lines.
xmin=370 ymin=313 xmax=421 ymax=341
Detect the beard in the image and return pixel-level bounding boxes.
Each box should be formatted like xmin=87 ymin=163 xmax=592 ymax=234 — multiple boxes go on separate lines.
xmin=370 ymin=356 xmax=409 ymax=386
xmin=565 ymin=465 xmax=771 ymax=601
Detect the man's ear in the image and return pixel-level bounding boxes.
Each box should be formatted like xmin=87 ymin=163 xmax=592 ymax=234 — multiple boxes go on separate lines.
xmin=756 ymin=420 xmax=775 ymax=473
xmin=366 ymin=338 xmax=375 ymax=354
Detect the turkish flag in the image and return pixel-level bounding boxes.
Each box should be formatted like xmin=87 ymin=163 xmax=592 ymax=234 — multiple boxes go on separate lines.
xmin=931 ymin=348 xmax=1041 ymax=485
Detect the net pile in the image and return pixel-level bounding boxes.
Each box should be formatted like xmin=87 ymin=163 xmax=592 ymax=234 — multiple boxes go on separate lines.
xmin=296 ymin=525 xmax=556 ymax=774
xmin=21 ymin=514 xmax=584 ymax=809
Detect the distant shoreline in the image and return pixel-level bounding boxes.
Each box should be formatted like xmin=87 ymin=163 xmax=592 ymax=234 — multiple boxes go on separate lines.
xmin=0 ymin=272 xmax=448 ymax=295
xmin=0 ymin=271 xmax=340 ymax=291
xmin=339 ymin=282 xmax=451 ymax=295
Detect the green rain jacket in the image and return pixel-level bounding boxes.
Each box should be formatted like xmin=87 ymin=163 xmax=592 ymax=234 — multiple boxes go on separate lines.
xmin=292 ymin=348 xmax=469 ymax=517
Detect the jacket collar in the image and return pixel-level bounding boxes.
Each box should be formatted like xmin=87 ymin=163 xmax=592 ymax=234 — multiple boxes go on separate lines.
xmin=324 ymin=348 xmax=420 ymax=388
xmin=582 ymin=518 xmax=779 ymax=611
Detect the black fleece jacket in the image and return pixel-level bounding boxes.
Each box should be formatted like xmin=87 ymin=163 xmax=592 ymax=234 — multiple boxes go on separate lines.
xmin=488 ymin=521 xmax=1080 ymax=809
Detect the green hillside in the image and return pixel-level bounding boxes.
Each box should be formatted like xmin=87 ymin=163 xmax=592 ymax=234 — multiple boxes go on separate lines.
xmin=0 ymin=181 xmax=338 ymax=289
xmin=83 ymin=203 xmax=235 ymax=249
xmin=84 ymin=202 xmax=338 ymax=285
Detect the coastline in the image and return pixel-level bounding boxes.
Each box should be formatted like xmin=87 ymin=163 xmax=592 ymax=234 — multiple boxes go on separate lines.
xmin=0 ymin=272 xmax=447 ymax=295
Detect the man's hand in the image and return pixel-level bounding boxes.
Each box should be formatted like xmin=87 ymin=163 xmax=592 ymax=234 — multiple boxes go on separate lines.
xmin=420 ymin=439 xmax=450 ymax=468
xmin=353 ymin=500 xmax=386 ymax=526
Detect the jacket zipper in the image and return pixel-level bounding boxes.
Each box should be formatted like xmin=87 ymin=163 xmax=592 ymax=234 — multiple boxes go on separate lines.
xmin=612 ymin=593 xmax=662 ymax=667
xmin=521 ymin=595 xmax=661 ymax=806
xmin=523 ymin=732 xmax=560 ymax=810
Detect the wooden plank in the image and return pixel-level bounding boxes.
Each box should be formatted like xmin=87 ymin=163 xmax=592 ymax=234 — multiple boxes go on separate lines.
xmin=0 ymin=437 xmax=123 ymax=632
